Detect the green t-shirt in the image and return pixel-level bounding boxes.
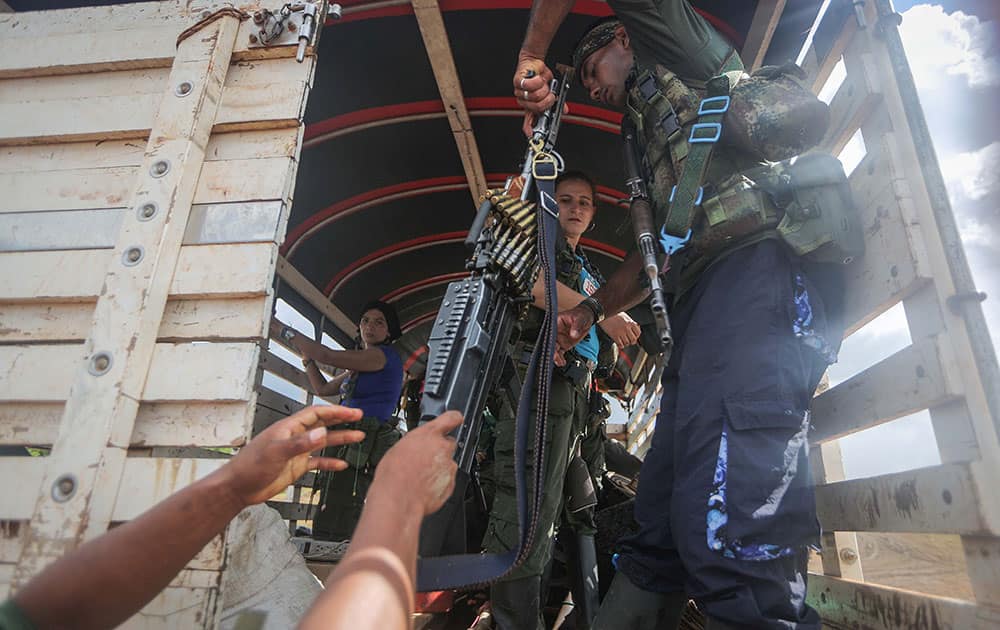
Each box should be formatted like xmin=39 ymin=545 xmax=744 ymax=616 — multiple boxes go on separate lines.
xmin=606 ymin=0 xmax=734 ymax=84
xmin=0 ymin=599 xmax=35 ymax=630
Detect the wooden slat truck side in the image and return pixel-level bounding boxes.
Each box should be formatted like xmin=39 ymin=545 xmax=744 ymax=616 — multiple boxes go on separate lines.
xmin=0 ymin=2 xmax=319 ymax=626
xmin=1 ymin=0 xmax=998 ymax=628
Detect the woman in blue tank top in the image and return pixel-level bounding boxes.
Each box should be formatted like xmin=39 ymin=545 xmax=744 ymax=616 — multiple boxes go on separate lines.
xmin=270 ymin=300 xmax=405 ymax=547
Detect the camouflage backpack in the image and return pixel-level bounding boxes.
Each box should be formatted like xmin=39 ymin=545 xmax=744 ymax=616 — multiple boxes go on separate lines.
xmin=624 ymin=61 xmax=863 ymax=278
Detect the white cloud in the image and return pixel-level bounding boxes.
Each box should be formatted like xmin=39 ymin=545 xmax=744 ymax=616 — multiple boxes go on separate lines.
xmin=940 ymin=141 xmax=1000 ymax=201
xmin=899 ymin=4 xmax=1000 ymax=90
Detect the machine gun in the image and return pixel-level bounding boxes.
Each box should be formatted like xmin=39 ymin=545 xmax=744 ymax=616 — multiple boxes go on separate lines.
xmin=415 ymin=65 xmax=572 ymax=591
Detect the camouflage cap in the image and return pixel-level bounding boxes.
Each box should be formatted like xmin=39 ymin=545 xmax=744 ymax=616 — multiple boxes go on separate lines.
xmin=571 ymin=17 xmax=622 ymax=85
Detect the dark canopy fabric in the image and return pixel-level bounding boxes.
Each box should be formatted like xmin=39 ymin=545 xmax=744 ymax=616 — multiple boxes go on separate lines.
xmin=12 ymin=0 xmax=825 ymax=354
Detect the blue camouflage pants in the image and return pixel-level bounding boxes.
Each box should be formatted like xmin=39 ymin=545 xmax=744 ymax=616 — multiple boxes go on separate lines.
xmin=616 ymin=240 xmax=839 ymax=628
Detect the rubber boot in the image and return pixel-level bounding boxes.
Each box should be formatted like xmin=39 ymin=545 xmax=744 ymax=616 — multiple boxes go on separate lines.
xmin=592 ymin=572 xmax=687 ymax=630
xmin=490 ymin=574 xmax=543 ymax=630
xmin=567 ymin=534 xmax=600 ymax=629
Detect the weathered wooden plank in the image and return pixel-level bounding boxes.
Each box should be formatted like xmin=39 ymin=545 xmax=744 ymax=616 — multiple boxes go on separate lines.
xmin=856 ymin=532 xmax=973 ymax=601
xmin=0 ymin=456 xmax=228 ymax=522
xmin=814 ymin=461 xmax=999 ymax=535
xmin=262 ymin=351 xmax=311 ymax=390
xmin=813 ymin=441 xmax=865 ymax=581
xmin=0 ymin=128 xmax=301 ymax=173
xmin=266 ymin=500 xmax=314 ymax=521
xmin=0 ymin=297 xmax=267 ymax=343
xmin=740 ymin=0 xmax=786 ymax=71
xmin=0 ymin=242 xmax=277 ymax=302
xmin=0 ymin=563 xmax=12 ymax=600
xmin=810 ymin=336 xmax=963 ymax=444
xmin=412 ymin=0 xmax=486 ymax=203
xmin=841 ymin=125 xmax=932 ymax=333
xmin=276 ymin=256 xmax=356 ymax=339
xmin=0 ymin=201 xmax=283 ymax=252
xmin=807 ymin=574 xmax=998 ymax=629
xmin=0 ymin=401 xmax=250 ymax=448
xmin=818 ymin=50 xmax=882 ymax=155
xmin=0 ymin=78 xmax=307 ymax=145
xmin=257 ymin=386 xmax=306 ymax=416
xmin=0 ymin=3 xmax=315 ymax=78
xmin=0 ymin=157 xmax=294 ymax=213
xmin=0 ymin=342 xmax=258 ymax=403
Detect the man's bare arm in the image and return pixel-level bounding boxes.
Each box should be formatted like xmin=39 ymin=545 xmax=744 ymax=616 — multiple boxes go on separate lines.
xmin=557 ymin=251 xmax=650 ymax=351
xmin=298 ymin=412 xmax=463 ymax=630
xmin=515 ymin=0 xmax=576 ymax=122
xmin=13 ymin=406 xmax=366 ymax=630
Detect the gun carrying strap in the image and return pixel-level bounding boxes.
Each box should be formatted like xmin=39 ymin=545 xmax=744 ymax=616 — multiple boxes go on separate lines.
xmin=658 ymin=74 xmax=733 ymax=253
xmin=415 ymin=152 xmax=561 ymax=591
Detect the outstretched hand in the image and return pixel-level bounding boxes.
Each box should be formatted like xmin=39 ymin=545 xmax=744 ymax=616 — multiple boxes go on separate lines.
xmin=220 ymin=405 xmax=366 ymax=507
xmin=370 ymin=411 xmax=463 ymax=516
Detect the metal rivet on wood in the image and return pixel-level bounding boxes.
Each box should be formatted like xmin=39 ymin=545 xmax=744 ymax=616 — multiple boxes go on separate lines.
xmin=137 ymin=202 xmax=158 ymax=221
xmin=51 ymin=474 xmax=78 ymax=503
xmin=88 ymin=351 xmax=113 ymax=376
xmin=150 ymin=160 xmax=171 ymax=178
xmin=122 ymin=246 xmax=145 ymax=266
xmin=175 ymin=81 xmax=194 ymax=97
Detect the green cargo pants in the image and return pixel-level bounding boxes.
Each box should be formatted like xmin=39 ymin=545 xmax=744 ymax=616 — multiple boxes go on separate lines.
xmin=312 ymin=416 xmax=401 ymax=541
xmin=482 ymin=366 xmax=592 ymax=579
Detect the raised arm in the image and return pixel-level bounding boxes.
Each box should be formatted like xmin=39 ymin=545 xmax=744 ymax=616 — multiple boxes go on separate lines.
xmin=298 ymin=412 xmax=463 ymax=630
xmin=514 ymin=0 xmax=577 ymax=133
xmin=531 ymin=274 xmax=641 ymax=348
xmin=303 ymin=358 xmax=350 ymax=397
xmin=557 ymin=250 xmax=650 ymax=352
xmin=12 ymin=406 xmax=366 ymax=630
xmin=270 ymin=320 xmax=387 ymax=372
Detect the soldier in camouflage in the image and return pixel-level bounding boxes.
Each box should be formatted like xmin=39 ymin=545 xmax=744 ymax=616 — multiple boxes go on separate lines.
xmin=483 ymin=170 xmax=642 ymax=630
xmin=513 ymin=1 xmax=849 ymax=628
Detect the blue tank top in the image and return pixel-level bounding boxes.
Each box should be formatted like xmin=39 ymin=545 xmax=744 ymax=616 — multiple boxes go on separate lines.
xmin=341 ymin=345 xmax=404 ymax=422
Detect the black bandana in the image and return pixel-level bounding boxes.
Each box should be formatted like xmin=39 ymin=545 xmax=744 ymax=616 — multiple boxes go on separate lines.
xmin=572 ymin=19 xmax=622 ymax=85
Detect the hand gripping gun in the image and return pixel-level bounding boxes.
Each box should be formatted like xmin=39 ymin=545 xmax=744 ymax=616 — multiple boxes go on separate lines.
xmin=415 ymin=66 xmax=573 ymax=591
xmin=622 ymin=117 xmax=673 ymax=358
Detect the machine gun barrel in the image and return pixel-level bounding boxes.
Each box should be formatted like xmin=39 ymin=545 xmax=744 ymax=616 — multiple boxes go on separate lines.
xmin=623 ymin=120 xmax=673 ymax=356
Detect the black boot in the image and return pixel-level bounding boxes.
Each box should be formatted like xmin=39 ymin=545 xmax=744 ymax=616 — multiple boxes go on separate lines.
xmin=567 ymin=534 xmax=600 ymax=629
xmin=593 ymin=572 xmax=687 ymax=630
xmin=490 ymin=574 xmax=543 ymax=630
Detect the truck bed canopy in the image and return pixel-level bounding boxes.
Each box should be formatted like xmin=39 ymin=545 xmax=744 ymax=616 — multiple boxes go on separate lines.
xmin=11 ymin=0 xmax=826 ymax=357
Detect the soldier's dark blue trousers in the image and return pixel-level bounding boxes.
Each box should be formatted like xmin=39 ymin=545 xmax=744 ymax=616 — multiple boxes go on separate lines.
xmin=616 ymin=240 xmax=839 ymax=629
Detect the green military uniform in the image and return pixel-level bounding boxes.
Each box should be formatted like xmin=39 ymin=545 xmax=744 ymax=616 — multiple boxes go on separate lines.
xmin=312 ymin=417 xmax=401 ymax=541
xmin=483 ymin=240 xmax=606 ymax=629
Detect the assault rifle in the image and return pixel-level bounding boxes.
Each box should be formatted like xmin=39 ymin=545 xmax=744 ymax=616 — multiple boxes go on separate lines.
xmin=415 ymin=65 xmax=572 ymax=591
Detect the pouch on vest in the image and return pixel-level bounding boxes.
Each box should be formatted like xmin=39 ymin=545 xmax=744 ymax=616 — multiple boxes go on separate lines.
xmin=749 ymin=153 xmax=865 ymax=265
xmin=725 ymin=63 xmax=830 ymax=162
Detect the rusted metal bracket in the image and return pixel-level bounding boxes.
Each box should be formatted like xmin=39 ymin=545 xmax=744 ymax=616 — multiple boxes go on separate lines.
xmin=248 ymin=2 xmax=338 ymax=62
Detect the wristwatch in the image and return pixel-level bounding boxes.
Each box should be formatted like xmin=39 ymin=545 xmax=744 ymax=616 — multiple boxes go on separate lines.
xmin=279 ymin=325 xmax=297 ymax=343
xmin=580 ymin=296 xmax=605 ymax=324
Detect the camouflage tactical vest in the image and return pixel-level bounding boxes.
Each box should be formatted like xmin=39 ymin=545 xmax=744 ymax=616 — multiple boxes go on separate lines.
xmin=625 ymin=61 xmax=861 ymax=287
